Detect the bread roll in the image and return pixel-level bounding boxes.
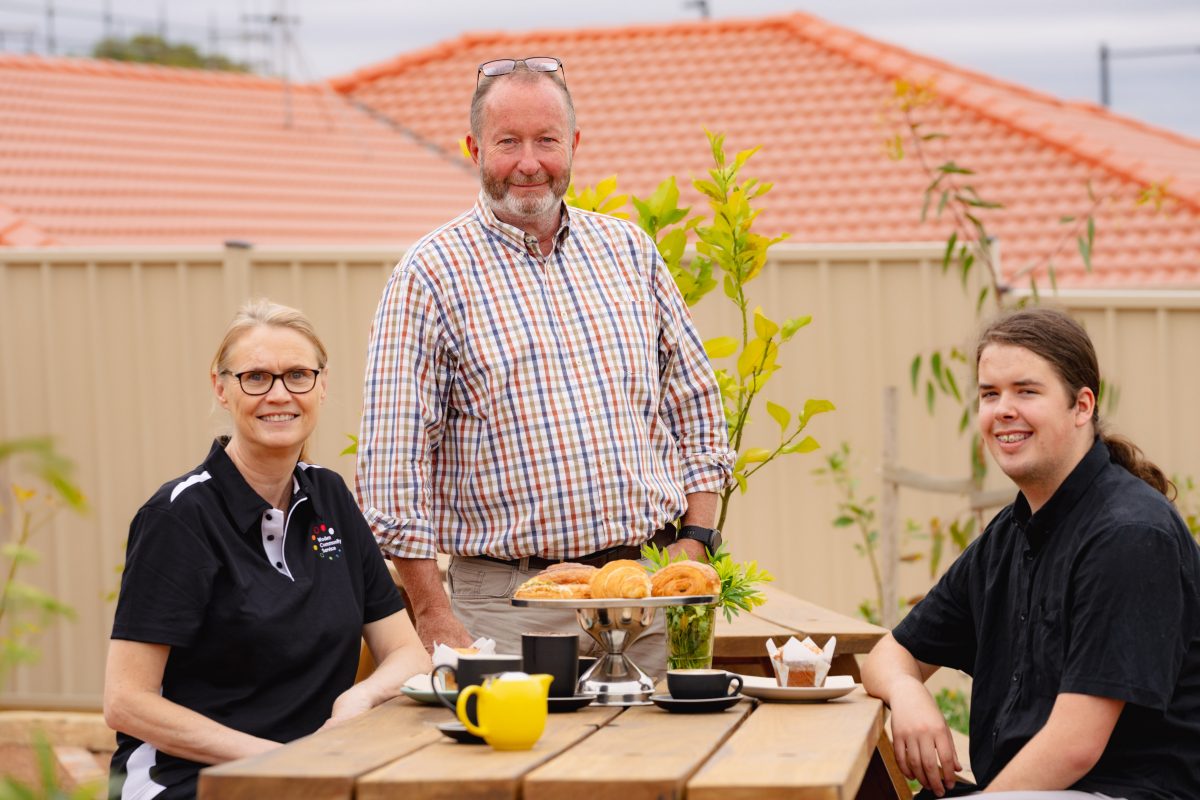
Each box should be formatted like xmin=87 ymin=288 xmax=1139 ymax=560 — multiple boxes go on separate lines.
xmin=589 ymin=559 xmax=652 ymax=599
xmin=513 ymin=578 xmax=573 ymax=599
xmin=650 ymin=561 xmax=721 ymax=597
xmin=538 ymin=562 xmax=598 ymax=586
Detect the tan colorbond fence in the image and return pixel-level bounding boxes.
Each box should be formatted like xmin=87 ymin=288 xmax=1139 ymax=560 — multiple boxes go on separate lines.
xmin=2 ymin=243 xmax=1198 ymax=709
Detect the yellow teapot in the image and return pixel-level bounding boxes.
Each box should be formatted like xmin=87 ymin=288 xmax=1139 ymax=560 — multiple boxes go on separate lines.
xmin=456 ymin=671 xmax=552 ymax=751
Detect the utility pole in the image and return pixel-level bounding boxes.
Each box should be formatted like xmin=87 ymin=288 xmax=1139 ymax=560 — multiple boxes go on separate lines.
xmin=243 ymin=2 xmax=301 ymax=128
xmin=1099 ymin=41 xmax=1200 ymax=107
xmin=44 ymin=0 xmax=55 ymax=55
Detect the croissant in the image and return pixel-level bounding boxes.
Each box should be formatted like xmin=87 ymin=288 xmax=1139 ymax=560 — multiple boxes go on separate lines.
xmin=651 ymin=561 xmax=721 ymax=597
xmin=589 ymin=559 xmax=652 ymax=599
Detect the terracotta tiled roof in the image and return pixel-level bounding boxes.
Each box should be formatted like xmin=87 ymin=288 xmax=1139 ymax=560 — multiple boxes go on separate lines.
xmin=0 ymin=54 xmax=478 ymax=246
xmin=332 ymin=13 xmax=1200 ymax=289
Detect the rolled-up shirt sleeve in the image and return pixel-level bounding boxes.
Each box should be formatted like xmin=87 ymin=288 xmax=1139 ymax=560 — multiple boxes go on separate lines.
xmin=649 ymin=240 xmax=735 ymax=494
xmin=356 ymin=258 xmax=456 ymax=559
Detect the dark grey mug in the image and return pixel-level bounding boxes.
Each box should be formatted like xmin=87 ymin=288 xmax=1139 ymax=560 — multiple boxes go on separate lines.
xmin=667 ymin=668 xmax=744 ymax=700
xmin=431 ymin=654 xmax=523 ymax=722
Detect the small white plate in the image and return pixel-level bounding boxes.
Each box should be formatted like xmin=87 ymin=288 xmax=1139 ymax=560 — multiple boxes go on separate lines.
xmin=737 ymin=673 xmax=858 ymax=702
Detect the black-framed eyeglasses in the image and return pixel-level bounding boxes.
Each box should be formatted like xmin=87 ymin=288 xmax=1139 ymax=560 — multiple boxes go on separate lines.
xmin=223 ymin=369 xmax=321 ymax=396
xmin=476 ymin=56 xmax=565 ymax=86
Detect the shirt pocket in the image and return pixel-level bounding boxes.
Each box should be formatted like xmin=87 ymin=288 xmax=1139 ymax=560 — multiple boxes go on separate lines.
xmin=1030 ymin=602 xmax=1066 ymax=697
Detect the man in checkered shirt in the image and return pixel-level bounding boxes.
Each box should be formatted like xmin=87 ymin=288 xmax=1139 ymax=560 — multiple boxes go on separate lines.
xmin=356 ymin=57 xmax=734 ymax=667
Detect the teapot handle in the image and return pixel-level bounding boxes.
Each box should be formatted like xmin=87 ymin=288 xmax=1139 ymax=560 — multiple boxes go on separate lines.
xmin=457 ymin=686 xmax=488 ymax=737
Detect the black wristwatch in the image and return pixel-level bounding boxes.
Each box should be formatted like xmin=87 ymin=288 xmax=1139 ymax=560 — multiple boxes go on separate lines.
xmin=677 ymin=525 xmax=723 ymax=553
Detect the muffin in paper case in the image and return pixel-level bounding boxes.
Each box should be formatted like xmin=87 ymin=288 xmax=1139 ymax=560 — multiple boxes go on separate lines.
xmin=766 ymin=635 xmax=836 ymax=687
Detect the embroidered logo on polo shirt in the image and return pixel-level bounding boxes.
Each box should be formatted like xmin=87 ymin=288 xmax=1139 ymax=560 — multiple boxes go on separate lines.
xmin=311 ymin=523 xmax=343 ymax=560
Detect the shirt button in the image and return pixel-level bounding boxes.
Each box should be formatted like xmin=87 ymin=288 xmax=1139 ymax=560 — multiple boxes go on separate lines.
xmin=267 ymin=535 xmax=275 ymax=541
xmin=265 ymin=513 xmax=272 ymax=521
xmin=1023 ymin=551 xmax=1033 ymax=561
xmin=1012 ymin=672 xmax=1020 ymax=682
xmin=1019 ymin=612 xmax=1027 ymax=622
xmin=275 ymin=561 xmax=283 ymax=569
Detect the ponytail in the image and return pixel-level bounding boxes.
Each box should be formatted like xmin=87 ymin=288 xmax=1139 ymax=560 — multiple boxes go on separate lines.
xmin=1100 ymin=431 xmax=1175 ymax=500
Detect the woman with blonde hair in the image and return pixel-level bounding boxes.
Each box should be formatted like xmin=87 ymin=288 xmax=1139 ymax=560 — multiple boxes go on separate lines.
xmin=104 ymin=299 xmax=428 ymax=799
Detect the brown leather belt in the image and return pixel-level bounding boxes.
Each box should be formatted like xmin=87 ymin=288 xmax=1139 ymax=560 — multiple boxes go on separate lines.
xmin=474 ymin=525 xmax=676 ymax=571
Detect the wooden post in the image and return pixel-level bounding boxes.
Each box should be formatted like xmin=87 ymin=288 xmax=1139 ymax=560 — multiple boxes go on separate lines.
xmin=880 ymin=387 xmax=899 ymax=629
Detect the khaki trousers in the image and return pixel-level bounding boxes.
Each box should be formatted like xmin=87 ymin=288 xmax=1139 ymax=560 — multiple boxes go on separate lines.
xmin=447 ymin=555 xmax=668 ymax=680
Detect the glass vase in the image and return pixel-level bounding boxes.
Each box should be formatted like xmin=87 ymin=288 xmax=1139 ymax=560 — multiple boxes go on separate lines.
xmin=665 ymin=604 xmax=717 ymax=670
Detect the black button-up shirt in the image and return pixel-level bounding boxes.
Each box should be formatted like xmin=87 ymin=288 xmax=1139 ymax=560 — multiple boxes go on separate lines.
xmin=895 ymin=439 xmax=1200 ymax=800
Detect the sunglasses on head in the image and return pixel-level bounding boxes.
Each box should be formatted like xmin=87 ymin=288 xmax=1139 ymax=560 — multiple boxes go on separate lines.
xmin=476 ymin=56 xmax=565 ymax=86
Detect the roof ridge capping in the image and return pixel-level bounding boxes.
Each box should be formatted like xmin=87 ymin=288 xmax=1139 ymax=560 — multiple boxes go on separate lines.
xmin=328 ymin=13 xmax=802 ymax=94
xmin=777 ymin=13 xmax=1200 ymax=209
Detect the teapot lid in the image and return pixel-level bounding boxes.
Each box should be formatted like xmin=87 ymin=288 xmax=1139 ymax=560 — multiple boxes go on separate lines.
xmin=493 ymin=671 xmax=531 ymax=681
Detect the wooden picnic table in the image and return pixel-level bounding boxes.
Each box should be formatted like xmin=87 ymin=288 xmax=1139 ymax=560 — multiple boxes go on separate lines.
xmin=714 ymin=585 xmax=888 ymax=680
xmin=199 ymin=687 xmax=910 ymax=799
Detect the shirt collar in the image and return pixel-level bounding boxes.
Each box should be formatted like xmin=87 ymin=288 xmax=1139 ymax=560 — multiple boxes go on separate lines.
xmin=1012 ymin=437 xmax=1110 ymax=549
xmin=473 ymin=191 xmax=572 ymax=259
xmin=202 ymin=438 xmax=317 ymax=534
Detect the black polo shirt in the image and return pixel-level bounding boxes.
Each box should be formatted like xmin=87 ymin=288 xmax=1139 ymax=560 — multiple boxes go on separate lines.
xmin=108 ymin=440 xmax=404 ymax=799
xmin=894 ymin=439 xmax=1200 ymax=800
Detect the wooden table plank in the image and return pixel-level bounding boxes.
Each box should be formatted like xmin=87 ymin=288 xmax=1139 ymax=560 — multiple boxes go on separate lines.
xmin=523 ymin=701 xmax=753 ymax=800
xmin=751 ymin=586 xmax=887 ymax=654
xmin=197 ymin=698 xmax=443 ymax=800
xmin=356 ymin=705 xmax=623 ymax=800
xmin=687 ymin=690 xmax=885 ymax=800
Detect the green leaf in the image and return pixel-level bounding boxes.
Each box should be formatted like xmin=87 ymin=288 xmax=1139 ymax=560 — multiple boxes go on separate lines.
xmin=340 ymin=434 xmax=358 ymax=456
xmin=941 ymin=232 xmax=957 ymax=273
xmin=737 ymin=339 xmax=767 ymax=379
xmin=780 ymin=315 xmax=812 ymax=341
xmin=753 ymin=307 xmax=779 ymax=340
xmin=0 ymin=544 xmax=40 ymax=565
xmin=722 ymin=274 xmax=738 ymax=300
xmin=936 ymin=189 xmax=949 ymax=218
xmin=801 ymin=398 xmax=836 ymax=423
xmin=958 ymin=405 xmax=971 ymax=433
xmin=925 ymin=380 xmax=935 ymax=413
xmin=766 ymin=401 xmax=791 ymax=433
xmin=937 ymin=162 xmax=975 ymax=175
xmin=1077 ymin=235 xmax=1092 ymax=271
xmin=733 ymin=472 xmax=748 ymax=494
xmin=976 ymin=285 xmax=990 ymax=314
xmin=910 ymin=354 xmax=922 ymax=393
xmin=944 ymin=366 xmax=962 ymax=403
xmin=741 ymin=447 xmax=772 ymax=465
xmin=783 ymin=436 xmax=820 ymax=454
xmin=704 ymin=336 xmax=739 ymax=359
xmin=930 ymin=351 xmax=945 ymax=391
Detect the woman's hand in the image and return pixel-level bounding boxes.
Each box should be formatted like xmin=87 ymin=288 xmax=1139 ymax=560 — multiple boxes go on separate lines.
xmin=319 ymin=685 xmax=376 ymax=731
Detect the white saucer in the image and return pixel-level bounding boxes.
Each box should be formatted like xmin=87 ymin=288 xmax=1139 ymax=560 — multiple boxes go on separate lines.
xmin=737 ymin=673 xmax=858 ymax=702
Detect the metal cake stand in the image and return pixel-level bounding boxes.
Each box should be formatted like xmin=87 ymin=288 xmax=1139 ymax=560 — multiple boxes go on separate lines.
xmin=511 ymin=595 xmax=717 ymax=705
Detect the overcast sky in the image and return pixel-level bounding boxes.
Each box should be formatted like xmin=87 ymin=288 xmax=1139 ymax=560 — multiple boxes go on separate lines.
xmin=3 ymin=0 xmax=1198 ymax=136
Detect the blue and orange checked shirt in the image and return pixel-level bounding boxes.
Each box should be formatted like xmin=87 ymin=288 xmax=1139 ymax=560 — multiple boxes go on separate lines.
xmin=356 ymin=195 xmax=734 ymax=560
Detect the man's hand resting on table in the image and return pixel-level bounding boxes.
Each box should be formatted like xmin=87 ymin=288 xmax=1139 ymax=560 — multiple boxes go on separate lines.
xmin=888 ymin=678 xmax=962 ymax=797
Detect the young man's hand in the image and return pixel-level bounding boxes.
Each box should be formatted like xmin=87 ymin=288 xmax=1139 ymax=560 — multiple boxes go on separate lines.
xmin=888 ymin=680 xmax=962 ymax=796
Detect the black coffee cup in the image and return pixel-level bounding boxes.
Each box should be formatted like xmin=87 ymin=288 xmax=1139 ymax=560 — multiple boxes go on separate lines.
xmin=431 ymin=654 xmax=523 ymax=722
xmin=522 ymin=633 xmax=580 ymax=698
xmin=667 ymin=669 xmax=743 ymax=700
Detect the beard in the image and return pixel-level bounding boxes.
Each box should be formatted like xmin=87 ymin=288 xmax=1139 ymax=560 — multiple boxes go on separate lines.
xmin=479 ymin=157 xmax=571 ymax=225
